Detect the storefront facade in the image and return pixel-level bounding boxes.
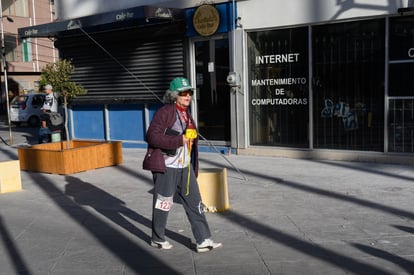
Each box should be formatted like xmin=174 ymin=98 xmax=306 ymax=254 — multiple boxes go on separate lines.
xmin=18 ymin=0 xmax=414 ymax=164
xmin=234 ymin=0 xmax=414 ymax=164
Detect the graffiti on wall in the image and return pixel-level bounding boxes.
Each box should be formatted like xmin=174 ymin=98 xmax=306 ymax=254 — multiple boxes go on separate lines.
xmin=321 ymin=99 xmax=367 ymax=131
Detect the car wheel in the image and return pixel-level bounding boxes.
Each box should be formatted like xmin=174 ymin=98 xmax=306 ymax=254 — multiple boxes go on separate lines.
xmin=28 ymin=116 xmax=40 ymax=127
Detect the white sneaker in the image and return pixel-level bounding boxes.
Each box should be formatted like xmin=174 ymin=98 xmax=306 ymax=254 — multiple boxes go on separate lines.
xmin=196 ymin=238 xmax=222 ymax=253
xmin=151 ymin=240 xmax=173 ymax=250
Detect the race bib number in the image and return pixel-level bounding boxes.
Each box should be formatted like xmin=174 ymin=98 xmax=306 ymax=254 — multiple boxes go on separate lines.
xmin=155 ymin=195 xmax=173 ymax=212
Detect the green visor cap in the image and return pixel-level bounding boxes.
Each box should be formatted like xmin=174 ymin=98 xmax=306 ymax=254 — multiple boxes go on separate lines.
xmin=169 ymin=77 xmax=195 ymax=92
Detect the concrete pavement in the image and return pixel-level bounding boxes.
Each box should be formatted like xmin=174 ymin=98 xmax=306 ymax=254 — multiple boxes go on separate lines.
xmin=0 ymin=124 xmax=414 ymax=274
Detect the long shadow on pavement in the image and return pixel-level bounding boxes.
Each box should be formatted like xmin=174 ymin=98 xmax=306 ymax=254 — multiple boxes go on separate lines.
xmin=64 ymin=175 xmax=192 ymax=249
xmin=314 ymin=159 xmax=414 ymax=182
xmin=4 ymin=148 xmax=412 ymax=274
xmin=222 ymin=210 xmax=401 ymax=275
xmin=0 ymin=216 xmax=32 ymax=275
xmin=352 ymin=243 xmax=414 ymax=274
xmin=27 ymin=172 xmax=183 ymax=274
xmin=392 ymin=225 xmax=414 ymax=234
xmin=200 ymin=157 xmax=414 ymax=220
xmin=0 ymin=146 xmax=19 ymax=161
xmin=199 ymin=157 xmax=414 ymax=273
xmin=120 ymin=154 xmax=396 ymax=273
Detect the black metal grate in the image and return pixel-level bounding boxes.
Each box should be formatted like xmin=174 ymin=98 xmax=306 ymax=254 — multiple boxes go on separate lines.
xmin=56 ymin=23 xmax=186 ymax=104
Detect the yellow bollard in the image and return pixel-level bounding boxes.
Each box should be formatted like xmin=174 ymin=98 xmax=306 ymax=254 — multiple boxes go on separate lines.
xmin=0 ymin=160 xmax=22 ymax=194
xmin=197 ymin=168 xmax=229 ymax=212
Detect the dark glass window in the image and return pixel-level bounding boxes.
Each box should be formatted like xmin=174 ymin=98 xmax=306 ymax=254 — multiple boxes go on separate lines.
xmin=389 ymin=99 xmax=414 ymax=153
xmin=312 ymin=19 xmax=385 ymax=151
xmin=389 ymin=15 xmax=414 ymax=97
xmin=388 ymin=16 xmax=414 ymax=152
xmin=247 ymin=27 xmax=309 ymax=148
xmin=389 ymin=63 xmax=414 ymax=97
xmin=389 ymin=15 xmax=414 ymax=61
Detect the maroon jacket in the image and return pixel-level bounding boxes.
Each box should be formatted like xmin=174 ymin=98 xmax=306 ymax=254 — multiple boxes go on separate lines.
xmin=142 ymin=103 xmax=199 ymax=176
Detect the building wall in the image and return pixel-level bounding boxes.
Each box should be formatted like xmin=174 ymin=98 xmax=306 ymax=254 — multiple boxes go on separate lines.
xmin=239 ymin=0 xmax=411 ymax=30
xmin=54 ymin=0 xmax=227 ymax=20
xmin=54 ymin=0 xmax=413 ymax=24
xmin=2 ymin=0 xmax=58 ymax=93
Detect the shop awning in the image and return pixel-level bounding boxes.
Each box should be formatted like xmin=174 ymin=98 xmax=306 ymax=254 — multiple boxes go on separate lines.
xmin=18 ymin=5 xmax=184 ymax=38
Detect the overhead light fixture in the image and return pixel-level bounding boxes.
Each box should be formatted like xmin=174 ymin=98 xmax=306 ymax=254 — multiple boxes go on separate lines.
xmin=398 ymin=7 xmax=414 ymax=15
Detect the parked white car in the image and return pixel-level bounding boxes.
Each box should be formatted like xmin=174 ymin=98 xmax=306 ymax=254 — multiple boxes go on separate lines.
xmin=10 ymin=93 xmax=45 ymax=127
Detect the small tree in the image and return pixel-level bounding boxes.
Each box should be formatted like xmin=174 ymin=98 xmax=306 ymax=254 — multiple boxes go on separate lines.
xmin=40 ymin=59 xmax=86 ymax=149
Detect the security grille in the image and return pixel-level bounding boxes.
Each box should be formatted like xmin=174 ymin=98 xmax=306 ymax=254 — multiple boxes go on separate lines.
xmin=56 ymin=24 xmax=186 ymax=104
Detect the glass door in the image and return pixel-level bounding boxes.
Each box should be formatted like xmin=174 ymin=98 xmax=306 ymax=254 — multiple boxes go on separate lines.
xmin=194 ymin=37 xmax=230 ymax=143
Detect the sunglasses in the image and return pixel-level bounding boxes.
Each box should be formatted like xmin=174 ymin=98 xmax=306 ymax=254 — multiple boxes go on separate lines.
xmin=178 ymin=91 xmax=193 ymax=97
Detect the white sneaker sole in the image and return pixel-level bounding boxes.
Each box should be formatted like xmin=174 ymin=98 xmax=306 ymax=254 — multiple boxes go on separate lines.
xmin=196 ymin=242 xmax=222 ymax=253
xmin=151 ymin=240 xmax=173 ymax=250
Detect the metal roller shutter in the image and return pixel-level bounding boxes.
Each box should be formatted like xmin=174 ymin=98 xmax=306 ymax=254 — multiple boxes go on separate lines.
xmin=55 ymin=23 xmax=186 ymax=104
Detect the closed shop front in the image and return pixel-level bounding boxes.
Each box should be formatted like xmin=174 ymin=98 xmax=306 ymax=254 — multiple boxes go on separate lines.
xmin=55 ymin=25 xmax=187 ymax=142
xmin=244 ymin=12 xmax=413 ymax=162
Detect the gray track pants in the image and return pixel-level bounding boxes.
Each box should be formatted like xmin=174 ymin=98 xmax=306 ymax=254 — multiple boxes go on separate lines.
xmin=151 ymin=166 xmax=211 ymax=244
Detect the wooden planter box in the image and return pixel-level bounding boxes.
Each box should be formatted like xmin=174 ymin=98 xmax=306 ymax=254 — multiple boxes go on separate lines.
xmin=17 ymin=140 xmax=122 ymax=175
